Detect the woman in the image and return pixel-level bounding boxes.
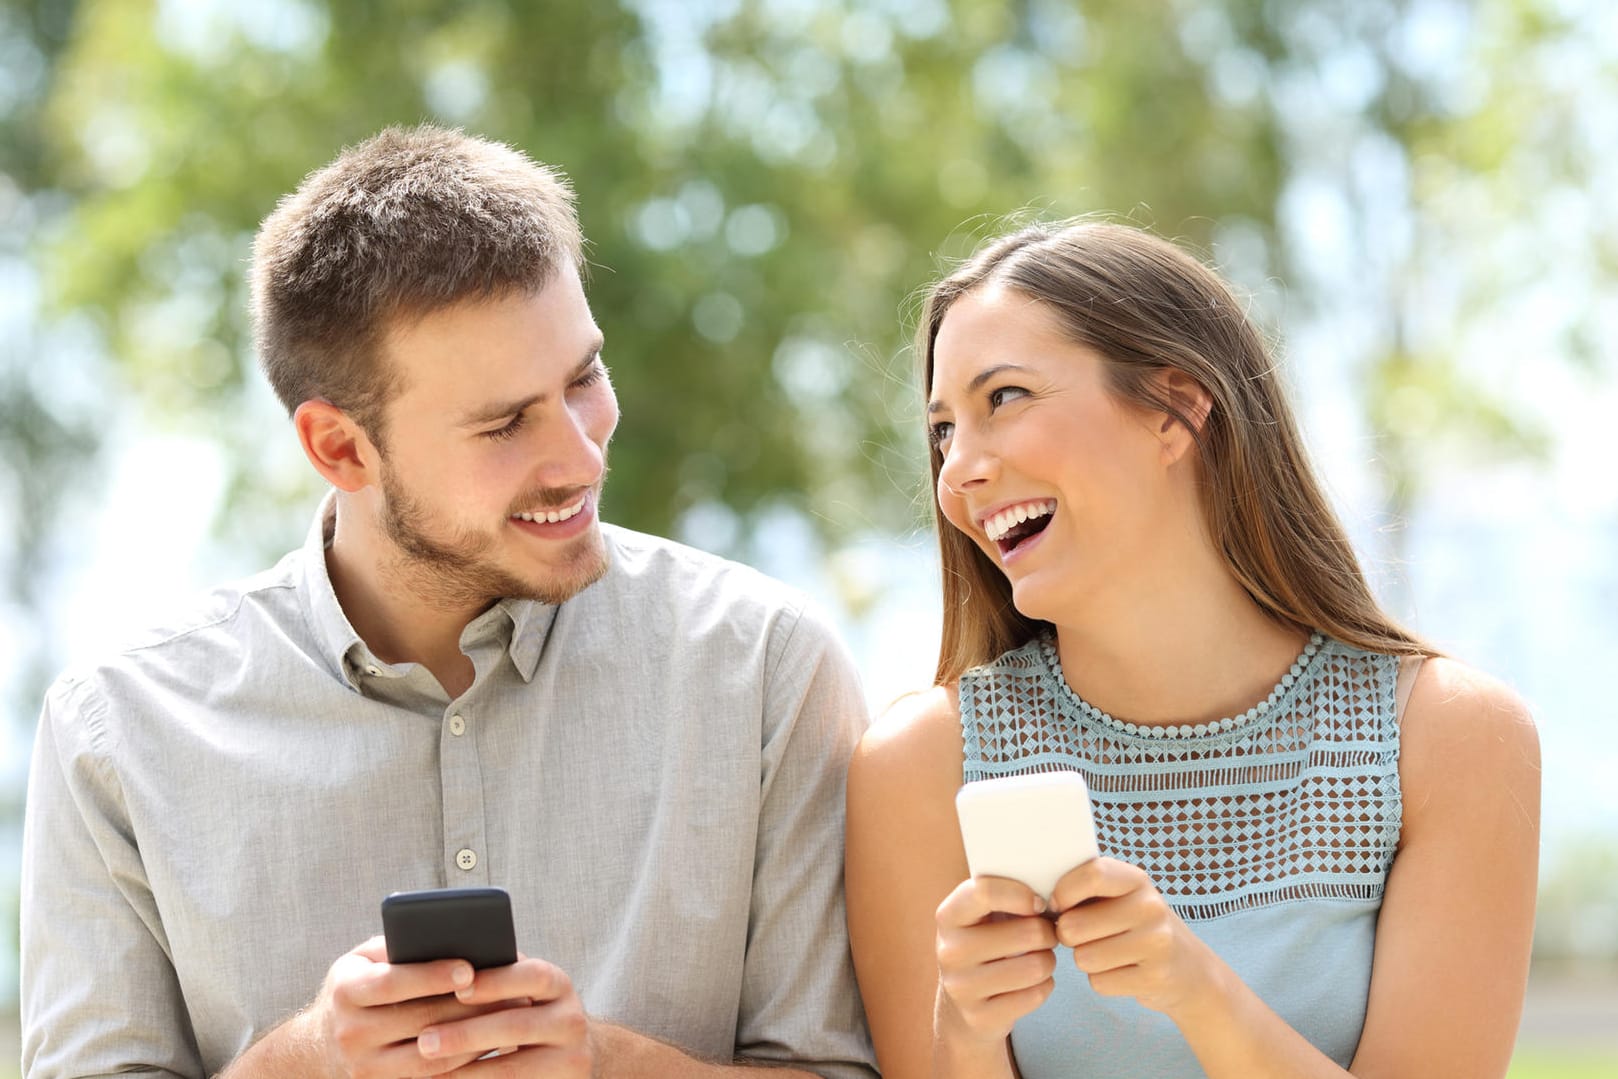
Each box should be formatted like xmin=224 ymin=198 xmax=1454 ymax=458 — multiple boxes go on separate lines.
xmin=845 ymin=221 xmax=1540 ymax=1078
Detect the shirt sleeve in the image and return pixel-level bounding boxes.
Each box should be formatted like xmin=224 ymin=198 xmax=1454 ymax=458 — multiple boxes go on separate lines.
xmin=735 ymin=601 xmax=878 ymax=1079
xmin=21 ymin=673 xmax=205 ymax=1079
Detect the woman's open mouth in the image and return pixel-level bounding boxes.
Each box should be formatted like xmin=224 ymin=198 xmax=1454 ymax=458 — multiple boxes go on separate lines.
xmin=983 ymin=499 xmax=1056 ymax=558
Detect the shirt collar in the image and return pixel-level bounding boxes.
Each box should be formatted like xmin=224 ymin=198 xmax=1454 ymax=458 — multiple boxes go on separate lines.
xmin=297 ymin=492 xmax=374 ymax=692
xmin=298 ymin=491 xmax=561 ymax=690
xmin=495 ymin=597 xmax=559 ymax=683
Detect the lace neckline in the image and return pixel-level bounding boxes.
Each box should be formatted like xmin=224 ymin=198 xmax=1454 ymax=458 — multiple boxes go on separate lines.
xmin=1035 ymin=631 xmax=1327 ymax=741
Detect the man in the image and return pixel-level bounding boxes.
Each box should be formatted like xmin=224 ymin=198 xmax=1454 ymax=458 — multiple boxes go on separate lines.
xmin=21 ymin=125 xmax=875 ymax=1079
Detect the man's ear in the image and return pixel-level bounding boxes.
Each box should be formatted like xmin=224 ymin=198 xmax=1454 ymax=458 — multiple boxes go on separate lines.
xmin=1152 ymin=368 xmax=1214 ymax=466
xmin=293 ymin=399 xmax=379 ymax=492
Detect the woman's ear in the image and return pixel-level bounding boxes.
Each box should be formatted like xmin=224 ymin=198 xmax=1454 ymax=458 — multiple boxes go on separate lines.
xmin=293 ymin=399 xmax=380 ymax=492
xmin=1152 ymin=369 xmax=1214 ymax=465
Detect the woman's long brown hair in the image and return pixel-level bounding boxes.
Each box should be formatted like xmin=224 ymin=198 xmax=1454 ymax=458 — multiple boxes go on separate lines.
xmin=920 ymin=221 xmax=1432 ymax=685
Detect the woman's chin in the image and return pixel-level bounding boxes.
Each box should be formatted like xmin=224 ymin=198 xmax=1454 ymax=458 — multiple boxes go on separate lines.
xmin=1008 ymin=576 xmax=1061 ymax=625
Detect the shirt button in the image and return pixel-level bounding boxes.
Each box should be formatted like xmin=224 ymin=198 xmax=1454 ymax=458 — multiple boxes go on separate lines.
xmin=456 ymin=848 xmax=478 ymax=871
xmin=449 ymin=714 xmax=467 ymax=736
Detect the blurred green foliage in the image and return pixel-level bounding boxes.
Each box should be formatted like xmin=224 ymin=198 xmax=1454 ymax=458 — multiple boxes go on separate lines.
xmin=14 ymin=0 xmax=1293 ymax=563
xmin=1507 ymin=1051 xmax=1618 ymax=1079
xmin=3 ymin=0 xmax=1611 ymax=771
xmin=1534 ymin=834 xmax=1618 ymax=965
xmin=3 ymin=0 xmax=1616 ymax=1035
xmin=6 ymin=0 xmax=1599 ymax=576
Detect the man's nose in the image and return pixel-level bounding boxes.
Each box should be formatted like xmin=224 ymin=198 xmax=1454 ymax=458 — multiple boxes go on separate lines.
xmin=534 ymin=401 xmax=611 ymax=489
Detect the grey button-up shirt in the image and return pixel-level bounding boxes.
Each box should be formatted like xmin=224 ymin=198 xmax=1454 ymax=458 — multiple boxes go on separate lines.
xmin=22 ymin=501 xmax=876 ymax=1079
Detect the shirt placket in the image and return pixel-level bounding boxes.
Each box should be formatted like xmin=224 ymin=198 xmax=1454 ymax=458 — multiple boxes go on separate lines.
xmin=440 ymin=692 xmax=491 ymax=885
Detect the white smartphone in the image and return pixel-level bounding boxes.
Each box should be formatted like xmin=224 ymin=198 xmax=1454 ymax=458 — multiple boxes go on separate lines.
xmin=955 ymin=770 xmax=1101 ymax=904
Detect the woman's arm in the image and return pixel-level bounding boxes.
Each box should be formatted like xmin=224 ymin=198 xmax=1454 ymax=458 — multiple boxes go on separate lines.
xmin=1348 ymin=657 xmax=1541 ymax=1077
xmin=1049 ymin=657 xmax=1540 ymax=1079
xmin=845 ymin=687 xmax=1055 ymax=1079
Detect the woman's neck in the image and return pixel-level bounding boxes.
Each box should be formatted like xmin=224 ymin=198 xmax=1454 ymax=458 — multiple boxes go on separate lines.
xmin=1051 ymin=555 xmax=1309 ymax=728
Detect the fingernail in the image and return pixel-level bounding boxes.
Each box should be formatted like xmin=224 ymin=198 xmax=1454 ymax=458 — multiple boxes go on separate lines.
xmin=419 ymin=1030 xmax=440 ymax=1056
xmin=455 ymin=986 xmax=474 ymax=1002
xmin=1033 ymin=896 xmax=1047 ymax=914
xmin=451 ymin=963 xmax=473 ymax=988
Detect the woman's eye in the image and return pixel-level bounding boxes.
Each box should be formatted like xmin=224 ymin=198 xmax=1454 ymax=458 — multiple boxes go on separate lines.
xmin=927 ymin=421 xmax=953 ymax=448
xmin=988 ymin=385 xmax=1029 ymax=409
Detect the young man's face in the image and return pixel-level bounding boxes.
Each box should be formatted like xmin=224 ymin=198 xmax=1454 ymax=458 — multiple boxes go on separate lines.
xmin=367 ymin=261 xmax=620 ymax=610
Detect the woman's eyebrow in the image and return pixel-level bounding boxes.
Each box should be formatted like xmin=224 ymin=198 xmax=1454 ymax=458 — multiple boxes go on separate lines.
xmin=927 ymin=363 xmax=1035 ymax=413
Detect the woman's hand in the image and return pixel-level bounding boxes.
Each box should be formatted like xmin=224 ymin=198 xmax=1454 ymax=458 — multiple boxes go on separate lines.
xmin=1050 ymin=858 xmax=1222 ymax=1020
xmin=933 ymin=875 xmax=1061 ymax=1046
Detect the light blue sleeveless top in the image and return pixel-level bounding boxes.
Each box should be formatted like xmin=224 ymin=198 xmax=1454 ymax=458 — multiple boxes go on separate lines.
xmin=958 ymin=632 xmax=1402 ymax=1078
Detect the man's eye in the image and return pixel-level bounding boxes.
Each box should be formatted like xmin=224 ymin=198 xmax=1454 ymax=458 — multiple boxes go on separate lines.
xmin=482 ymin=414 xmax=527 ymax=442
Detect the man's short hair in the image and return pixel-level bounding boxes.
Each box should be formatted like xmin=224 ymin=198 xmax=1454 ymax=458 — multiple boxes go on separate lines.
xmin=250 ymin=124 xmax=583 ymax=441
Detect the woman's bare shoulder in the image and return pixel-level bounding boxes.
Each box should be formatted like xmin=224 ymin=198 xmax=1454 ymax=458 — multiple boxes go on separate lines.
xmin=1399 ymin=655 xmax=1540 ymax=826
xmin=1402 ymin=655 xmax=1537 ymax=747
xmin=853 ymin=683 xmax=966 ymax=779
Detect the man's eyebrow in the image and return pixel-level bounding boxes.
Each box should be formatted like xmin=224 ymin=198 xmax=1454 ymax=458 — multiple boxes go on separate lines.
xmin=456 ymin=338 xmax=606 ymax=427
xmin=926 ymin=363 xmax=1032 ymax=414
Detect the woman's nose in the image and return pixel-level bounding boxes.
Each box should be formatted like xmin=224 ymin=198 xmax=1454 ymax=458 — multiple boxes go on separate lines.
xmin=936 ymin=429 xmax=996 ymax=496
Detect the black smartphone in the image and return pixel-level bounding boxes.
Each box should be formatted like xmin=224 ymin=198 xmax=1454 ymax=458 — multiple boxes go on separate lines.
xmin=381 ymin=886 xmax=519 ymax=970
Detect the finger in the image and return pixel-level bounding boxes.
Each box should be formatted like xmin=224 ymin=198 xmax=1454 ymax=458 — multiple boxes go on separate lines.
xmin=354 ymin=935 xmax=389 ymax=962
xmin=937 ymin=915 xmax=1058 ymax=973
xmin=936 ymin=876 xmax=1047 ymax=928
xmin=1085 ymin=963 xmax=1150 ymax=1000
xmin=444 ymin=1042 xmax=592 ymax=1078
xmin=332 ymin=993 xmax=505 ymax=1054
xmin=940 ymin=972 xmax=1056 ymax=1040
xmin=981 ymin=978 xmax=1057 ymax=1025
xmin=454 ymin=956 xmax=571 ymax=1006
xmin=943 ymin=947 xmax=1058 ymax=1004
xmin=365 ymin=1036 xmax=486 ymax=1079
xmin=1054 ymin=888 xmax=1155 ymax=948
xmin=341 ymin=956 xmax=476 ymax=1009
xmin=1050 ymin=857 xmax=1146 ymax=912
xmin=1070 ymin=925 xmax=1156 ymax=976
xmin=420 ymin=998 xmax=588 ymax=1061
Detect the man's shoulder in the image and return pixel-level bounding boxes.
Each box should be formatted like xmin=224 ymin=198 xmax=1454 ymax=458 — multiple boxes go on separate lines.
xmin=587 ymin=524 xmax=858 ymax=669
xmin=597 ymin=523 xmax=806 ymax=615
xmin=53 ymin=550 xmax=305 ymax=690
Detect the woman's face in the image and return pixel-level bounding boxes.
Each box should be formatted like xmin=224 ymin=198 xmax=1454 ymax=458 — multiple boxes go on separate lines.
xmin=927 ymin=284 xmax=1179 ymax=623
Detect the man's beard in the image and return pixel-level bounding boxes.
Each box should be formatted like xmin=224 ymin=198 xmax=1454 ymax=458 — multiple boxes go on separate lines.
xmin=377 ymin=462 xmax=609 ymax=611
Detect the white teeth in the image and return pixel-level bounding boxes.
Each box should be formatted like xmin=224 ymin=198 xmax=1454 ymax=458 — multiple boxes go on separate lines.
xmin=984 ymin=500 xmax=1056 ymax=542
xmin=513 ymin=495 xmax=587 ymax=525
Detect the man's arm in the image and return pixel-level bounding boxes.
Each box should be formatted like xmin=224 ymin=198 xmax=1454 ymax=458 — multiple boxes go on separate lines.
xmin=727 ymin=601 xmax=878 ymax=1079
xmin=589 ymin=1024 xmax=819 ymax=1078
xmin=21 ymin=676 xmax=205 ymax=1079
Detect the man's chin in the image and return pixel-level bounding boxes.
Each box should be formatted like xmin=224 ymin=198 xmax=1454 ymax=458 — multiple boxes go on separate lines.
xmin=518 ymin=533 xmax=610 ymax=605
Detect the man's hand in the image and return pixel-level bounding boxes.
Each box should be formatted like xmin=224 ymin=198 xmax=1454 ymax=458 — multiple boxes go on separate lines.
xmin=308 ymin=936 xmax=504 ymax=1078
xmin=412 ymin=953 xmax=591 ymax=1076
xmin=226 ymin=937 xmax=591 ymax=1078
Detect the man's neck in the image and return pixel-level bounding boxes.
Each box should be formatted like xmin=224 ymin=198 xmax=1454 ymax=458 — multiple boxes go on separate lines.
xmin=324 ymin=505 xmax=482 ymax=700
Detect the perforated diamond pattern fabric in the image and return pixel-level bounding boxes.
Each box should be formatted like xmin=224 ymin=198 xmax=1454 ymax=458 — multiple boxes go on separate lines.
xmin=960 ymin=635 xmax=1401 ymax=921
